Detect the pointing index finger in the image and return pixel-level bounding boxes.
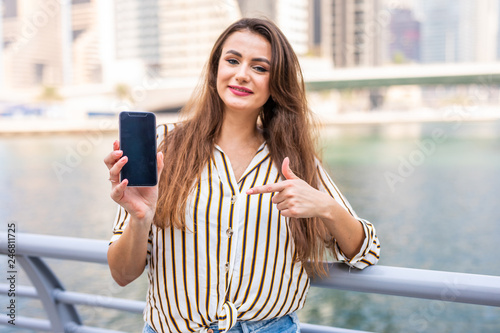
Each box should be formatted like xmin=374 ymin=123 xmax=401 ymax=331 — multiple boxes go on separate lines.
xmin=246 ymin=183 xmax=285 ymax=195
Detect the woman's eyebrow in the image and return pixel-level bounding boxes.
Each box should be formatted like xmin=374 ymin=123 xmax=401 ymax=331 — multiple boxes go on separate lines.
xmin=225 ymin=49 xmax=271 ymax=65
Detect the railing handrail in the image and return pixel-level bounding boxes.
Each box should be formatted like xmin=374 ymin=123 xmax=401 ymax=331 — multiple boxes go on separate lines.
xmin=1 ymin=232 xmax=500 ymax=306
xmin=1 ymin=232 xmax=108 ymax=264
xmin=1 ymin=232 xmax=500 ymax=333
xmin=316 ymin=263 xmax=500 ymax=307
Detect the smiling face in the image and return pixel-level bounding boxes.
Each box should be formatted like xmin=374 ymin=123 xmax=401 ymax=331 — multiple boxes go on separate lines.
xmin=216 ymin=30 xmax=272 ymax=117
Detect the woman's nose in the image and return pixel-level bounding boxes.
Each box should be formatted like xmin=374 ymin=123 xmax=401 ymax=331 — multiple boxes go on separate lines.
xmin=235 ymin=65 xmax=250 ymax=82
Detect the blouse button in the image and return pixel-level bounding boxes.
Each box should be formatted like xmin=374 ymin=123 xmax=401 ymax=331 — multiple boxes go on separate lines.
xmin=230 ymin=195 xmax=237 ymax=204
xmin=226 ymin=228 xmax=233 ymax=238
xmin=225 ymin=262 xmax=230 ymax=272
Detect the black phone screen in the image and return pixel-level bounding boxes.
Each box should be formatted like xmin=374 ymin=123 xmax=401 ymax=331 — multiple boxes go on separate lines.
xmin=119 ymin=111 xmax=157 ymax=186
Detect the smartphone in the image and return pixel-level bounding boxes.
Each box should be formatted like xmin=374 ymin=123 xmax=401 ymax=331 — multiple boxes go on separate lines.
xmin=119 ymin=111 xmax=157 ymax=186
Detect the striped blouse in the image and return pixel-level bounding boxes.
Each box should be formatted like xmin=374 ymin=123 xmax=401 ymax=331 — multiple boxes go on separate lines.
xmin=110 ymin=123 xmax=381 ymax=333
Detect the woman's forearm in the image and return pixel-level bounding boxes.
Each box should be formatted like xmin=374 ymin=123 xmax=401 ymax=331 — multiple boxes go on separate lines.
xmin=319 ymin=193 xmax=365 ymax=259
xmin=107 ymin=217 xmax=151 ymax=286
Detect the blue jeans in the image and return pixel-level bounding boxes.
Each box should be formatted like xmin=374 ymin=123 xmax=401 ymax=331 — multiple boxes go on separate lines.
xmin=143 ymin=312 xmax=300 ymax=333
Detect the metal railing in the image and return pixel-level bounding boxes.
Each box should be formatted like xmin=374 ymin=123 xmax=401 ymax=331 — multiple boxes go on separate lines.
xmin=1 ymin=232 xmax=499 ymax=333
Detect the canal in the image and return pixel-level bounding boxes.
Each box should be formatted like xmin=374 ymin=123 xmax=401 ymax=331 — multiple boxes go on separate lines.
xmin=1 ymin=119 xmax=499 ymax=332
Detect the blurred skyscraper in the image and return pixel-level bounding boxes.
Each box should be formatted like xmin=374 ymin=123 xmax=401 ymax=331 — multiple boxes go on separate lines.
xmin=1 ymin=0 xmax=105 ymax=89
xmin=418 ymin=0 xmax=499 ymax=63
xmin=114 ymin=0 xmax=240 ymax=79
xmin=2 ymin=0 xmax=66 ymax=89
xmin=388 ymin=8 xmax=420 ymax=63
xmin=72 ymin=0 xmax=102 ymax=84
xmin=498 ymin=3 xmax=500 ymax=59
xmin=114 ymin=0 xmax=160 ymax=70
xmin=311 ymin=0 xmax=385 ymax=68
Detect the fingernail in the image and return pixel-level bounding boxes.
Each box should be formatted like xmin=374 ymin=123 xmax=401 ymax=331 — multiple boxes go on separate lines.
xmin=246 ymin=189 xmax=253 ymax=194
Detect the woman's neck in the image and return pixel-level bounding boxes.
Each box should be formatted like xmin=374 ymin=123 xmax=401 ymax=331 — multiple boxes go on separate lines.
xmin=217 ymin=111 xmax=263 ymax=150
xmin=216 ymin=111 xmax=265 ymax=181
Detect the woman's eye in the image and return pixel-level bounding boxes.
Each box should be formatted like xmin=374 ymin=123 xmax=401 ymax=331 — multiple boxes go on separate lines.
xmin=227 ymin=59 xmax=239 ymax=65
xmin=253 ymin=66 xmax=268 ymax=73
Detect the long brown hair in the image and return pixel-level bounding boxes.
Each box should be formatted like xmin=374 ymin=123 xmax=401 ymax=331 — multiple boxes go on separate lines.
xmin=155 ymin=18 xmax=330 ymax=276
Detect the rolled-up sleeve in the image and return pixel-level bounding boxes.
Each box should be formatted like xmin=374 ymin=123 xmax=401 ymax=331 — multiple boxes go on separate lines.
xmin=109 ymin=205 xmax=130 ymax=245
xmin=316 ymin=162 xmax=381 ymax=269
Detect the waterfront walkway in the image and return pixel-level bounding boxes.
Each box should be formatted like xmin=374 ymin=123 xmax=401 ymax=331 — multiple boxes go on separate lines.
xmin=1 ymin=232 xmax=499 ymax=332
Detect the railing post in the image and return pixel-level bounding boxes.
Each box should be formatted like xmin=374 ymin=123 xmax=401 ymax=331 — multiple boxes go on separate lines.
xmin=18 ymin=255 xmax=82 ymax=332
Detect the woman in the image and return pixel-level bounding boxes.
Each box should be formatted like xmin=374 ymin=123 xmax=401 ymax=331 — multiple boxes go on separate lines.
xmin=104 ymin=18 xmax=380 ymax=333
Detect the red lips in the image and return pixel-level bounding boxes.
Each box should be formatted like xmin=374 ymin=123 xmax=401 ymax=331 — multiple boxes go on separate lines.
xmin=228 ymin=85 xmax=253 ymax=96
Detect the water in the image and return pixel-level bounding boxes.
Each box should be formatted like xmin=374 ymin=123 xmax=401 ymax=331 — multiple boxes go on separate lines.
xmin=0 ymin=120 xmax=499 ymax=332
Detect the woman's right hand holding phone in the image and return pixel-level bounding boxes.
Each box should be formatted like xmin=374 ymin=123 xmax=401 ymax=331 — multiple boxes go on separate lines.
xmin=104 ymin=140 xmax=164 ymax=225
xmin=105 ymin=140 xmax=164 ymax=286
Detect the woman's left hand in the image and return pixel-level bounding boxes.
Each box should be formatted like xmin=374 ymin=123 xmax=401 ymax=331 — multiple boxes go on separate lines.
xmin=246 ymin=157 xmax=333 ymax=219
xmin=248 ymin=157 xmax=365 ymax=258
